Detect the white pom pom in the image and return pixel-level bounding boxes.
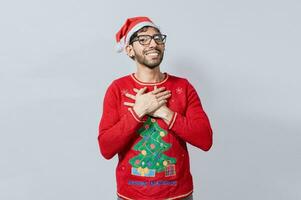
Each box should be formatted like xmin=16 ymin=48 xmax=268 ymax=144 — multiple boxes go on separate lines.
xmin=115 ymin=42 xmax=124 ymax=53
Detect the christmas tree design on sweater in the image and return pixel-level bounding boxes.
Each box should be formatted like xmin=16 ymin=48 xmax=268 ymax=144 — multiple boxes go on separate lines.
xmin=129 ymin=117 xmax=177 ymax=177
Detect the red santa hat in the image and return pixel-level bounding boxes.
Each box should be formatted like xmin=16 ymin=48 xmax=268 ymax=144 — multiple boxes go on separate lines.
xmin=115 ymin=16 xmax=160 ymax=53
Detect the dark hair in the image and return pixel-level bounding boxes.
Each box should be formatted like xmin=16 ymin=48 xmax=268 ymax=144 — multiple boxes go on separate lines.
xmin=129 ymin=26 xmax=161 ymax=45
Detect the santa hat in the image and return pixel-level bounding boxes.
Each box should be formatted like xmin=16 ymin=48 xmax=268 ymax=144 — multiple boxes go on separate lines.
xmin=115 ymin=16 xmax=160 ymax=53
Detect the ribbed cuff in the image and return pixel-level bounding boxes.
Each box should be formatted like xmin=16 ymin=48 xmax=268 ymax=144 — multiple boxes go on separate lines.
xmin=128 ymin=108 xmax=145 ymax=123
xmin=168 ymin=112 xmax=178 ymax=130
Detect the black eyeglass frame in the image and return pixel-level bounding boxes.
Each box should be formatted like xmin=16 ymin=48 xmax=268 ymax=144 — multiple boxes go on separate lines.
xmin=130 ymin=34 xmax=167 ymax=46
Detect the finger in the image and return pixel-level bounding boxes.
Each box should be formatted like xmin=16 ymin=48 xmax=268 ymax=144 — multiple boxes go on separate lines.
xmin=157 ymin=94 xmax=171 ymax=102
xmin=152 ymin=87 xmax=166 ymax=95
xmin=133 ymin=88 xmax=139 ymax=93
xmin=158 ymin=100 xmax=167 ymax=107
xmin=155 ymin=90 xmax=171 ymax=98
xmin=137 ymin=87 xmax=147 ymax=95
xmin=125 ymin=93 xmax=136 ymax=100
xmin=123 ymin=102 xmax=135 ymax=107
xmin=154 ymin=85 xmax=157 ymax=91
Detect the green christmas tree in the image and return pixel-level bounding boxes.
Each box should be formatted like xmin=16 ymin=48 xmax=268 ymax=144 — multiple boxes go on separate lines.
xmin=129 ymin=117 xmax=176 ymax=177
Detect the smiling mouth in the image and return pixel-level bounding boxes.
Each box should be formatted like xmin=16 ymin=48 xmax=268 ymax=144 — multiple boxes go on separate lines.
xmin=145 ymin=51 xmax=160 ymax=56
xmin=147 ymin=53 xmax=159 ymax=57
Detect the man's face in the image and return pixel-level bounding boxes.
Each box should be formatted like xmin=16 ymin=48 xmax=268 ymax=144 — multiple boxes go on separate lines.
xmin=130 ymin=27 xmax=165 ymax=69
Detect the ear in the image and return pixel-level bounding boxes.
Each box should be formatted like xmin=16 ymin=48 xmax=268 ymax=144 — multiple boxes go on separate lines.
xmin=125 ymin=44 xmax=134 ymax=58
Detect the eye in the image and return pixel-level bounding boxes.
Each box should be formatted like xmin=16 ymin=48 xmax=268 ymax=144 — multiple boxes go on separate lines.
xmin=155 ymin=35 xmax=163 ymax=40
xmin=154 ymin=35 xmax=165 ymax=43
xmin=138 ymin=36 xmax=150 ymax=43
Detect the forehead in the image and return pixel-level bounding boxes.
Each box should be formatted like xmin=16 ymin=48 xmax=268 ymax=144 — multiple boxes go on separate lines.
xmin=137 ymin=27 xmax=160 ymax=36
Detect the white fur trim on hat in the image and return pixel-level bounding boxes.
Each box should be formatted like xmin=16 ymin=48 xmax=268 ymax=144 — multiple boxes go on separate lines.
xmin=116 ymin=21 xmax=160 ymax=53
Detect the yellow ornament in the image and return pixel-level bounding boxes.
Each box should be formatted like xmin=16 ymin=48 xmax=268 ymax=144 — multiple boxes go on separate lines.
xmin=141 ymin=150 xmax=147 ymax=155
xmin=163 ymin=160 xmax=168 ymax=166
xmin=160 ymin=131 xmax=165 ymax=137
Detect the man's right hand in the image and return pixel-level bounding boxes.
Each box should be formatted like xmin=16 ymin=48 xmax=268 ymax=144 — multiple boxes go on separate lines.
xmin=124 ymin=86 xmax=171 ymax=118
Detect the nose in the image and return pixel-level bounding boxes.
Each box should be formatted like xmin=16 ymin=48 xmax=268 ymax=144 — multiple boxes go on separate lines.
xmin=148 ymin=37 xmax=158 ymax=48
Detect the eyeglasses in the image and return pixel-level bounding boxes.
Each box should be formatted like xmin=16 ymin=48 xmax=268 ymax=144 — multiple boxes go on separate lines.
xmin=130 ymin=34 xmax=167 ymax=46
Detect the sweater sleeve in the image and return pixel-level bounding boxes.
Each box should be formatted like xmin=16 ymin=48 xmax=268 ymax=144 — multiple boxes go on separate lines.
xmin=168 ymin=81 xmax=213 ymax=151
xmin=98 ymin=81 xmax=143 ymax=159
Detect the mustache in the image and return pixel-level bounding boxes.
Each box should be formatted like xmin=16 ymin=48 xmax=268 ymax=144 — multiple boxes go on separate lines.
xmin=143 ymin=48 xmax=162 ymax=54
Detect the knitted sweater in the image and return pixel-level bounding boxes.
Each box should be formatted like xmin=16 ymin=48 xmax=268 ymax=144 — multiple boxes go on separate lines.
xmin=98 ymin=73 xmax=213 ymax=200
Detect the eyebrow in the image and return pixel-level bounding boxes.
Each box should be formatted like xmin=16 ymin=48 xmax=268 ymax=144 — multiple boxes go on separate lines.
xmin=137 ymin=33 xmax=161 ymax=36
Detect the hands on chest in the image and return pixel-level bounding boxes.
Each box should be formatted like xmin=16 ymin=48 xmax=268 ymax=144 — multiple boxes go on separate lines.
xmin=123 ymin=86 xmax=174 ymax=125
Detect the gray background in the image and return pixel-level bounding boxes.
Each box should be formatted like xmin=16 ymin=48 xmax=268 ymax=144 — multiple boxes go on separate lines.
xmin=0 ymin=0 xmax=300 ymax=199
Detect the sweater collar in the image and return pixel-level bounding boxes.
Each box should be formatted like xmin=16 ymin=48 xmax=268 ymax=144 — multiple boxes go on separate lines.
xmin=130 ymin=72 xmax=169 ymax=86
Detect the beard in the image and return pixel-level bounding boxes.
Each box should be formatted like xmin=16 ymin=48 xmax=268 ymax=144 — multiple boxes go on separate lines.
xmin=134 ymin=48 xmax=164 ymax=69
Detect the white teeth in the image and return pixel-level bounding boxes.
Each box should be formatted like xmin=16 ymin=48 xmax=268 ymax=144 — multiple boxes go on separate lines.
xmin=148 ymin=53 xmax=158 ymax=56
xmin=146 ymin=51 xmax=159 ymax=55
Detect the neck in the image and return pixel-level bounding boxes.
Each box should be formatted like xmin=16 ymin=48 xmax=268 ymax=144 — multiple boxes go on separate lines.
xmin=135 ymin=66 xmax=163 ymax=83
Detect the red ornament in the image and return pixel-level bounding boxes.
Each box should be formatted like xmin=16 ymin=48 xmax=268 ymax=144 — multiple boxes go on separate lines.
xmin=150 ymin=144 xmax=155 ymax=149
xmin=135 ymin=160 xmax=140 ymax=165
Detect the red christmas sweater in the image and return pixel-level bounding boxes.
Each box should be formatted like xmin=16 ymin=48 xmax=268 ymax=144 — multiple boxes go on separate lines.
xmin=98 ymin=73 xmax=213 ymax=200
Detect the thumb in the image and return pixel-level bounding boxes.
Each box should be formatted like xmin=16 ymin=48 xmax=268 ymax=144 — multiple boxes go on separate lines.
xmin=137 ymin=87 xmax=147 ymax=95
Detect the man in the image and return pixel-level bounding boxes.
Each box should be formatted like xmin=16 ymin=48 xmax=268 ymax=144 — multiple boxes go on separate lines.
xmin=98 ymin=16 xmax=213 ymax=200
